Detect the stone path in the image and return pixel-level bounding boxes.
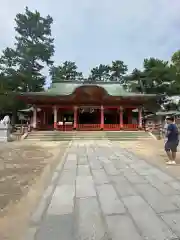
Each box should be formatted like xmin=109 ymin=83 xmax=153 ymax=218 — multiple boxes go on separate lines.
xmin=26 ymin=140 xmax=180 ymax=240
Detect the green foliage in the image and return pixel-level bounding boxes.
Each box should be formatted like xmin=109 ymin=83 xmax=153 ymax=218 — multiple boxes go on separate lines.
xmin=124 ymin=68 xmax=144 ymax=92
xmin=171 ymin=50 xmax=180 ymax=71
xmin=50 ymin=61 xmax=83 ymax=82
xmin=110 ymin=60 xmax=128 ymax=82
xmin=0 ymin=7 xmax=54 ymax=114
xmin=14 ymin=7 xmax=54 ymax=91
xmin=88 ymin=64 xmax=110 ymax=82
xmin=87 ymin=60 xmax=127 ymax=82
xmin=51 ymin=60 xmax=128 ymax=83
xmin=124 ymin=55 xmax=180 ymax=110
xmin=125 ymin=57 xmax=180 ymax=96
xmin=0 ymin=48 xmax=19 ymax=91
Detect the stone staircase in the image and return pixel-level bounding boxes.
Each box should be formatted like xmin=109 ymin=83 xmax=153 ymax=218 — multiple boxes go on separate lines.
xmin=25 ymin=131 xmax=153 ymax=141
xmin=105 ymin=131 xmax=153 ymax=141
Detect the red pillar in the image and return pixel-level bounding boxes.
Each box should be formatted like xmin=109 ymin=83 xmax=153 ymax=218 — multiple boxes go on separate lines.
xmin=73 ymin=106 xmax=78 ymax=129
xmin=138 ymin=107 xmax=142 ymax=129
xmin=53 ymin=106 xmax=57 ymax=129
xmin=119 ymin=107 xmax=123 ymax=129
xmin=32 ymin=105 xmax=37 ymax=129
xmin=100 ymin=105 xmax=104 ymax=129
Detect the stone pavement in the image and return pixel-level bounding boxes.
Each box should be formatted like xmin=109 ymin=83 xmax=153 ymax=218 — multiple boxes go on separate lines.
xmin=25 ymin=140 xmax=180 ymax=240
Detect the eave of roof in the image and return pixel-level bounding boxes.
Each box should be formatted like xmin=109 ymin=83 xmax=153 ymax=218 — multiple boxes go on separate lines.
xmin=145 ymin=111 xmax=180 ymax=118
xmin=17 ymin=81 xmax=159 ymax=99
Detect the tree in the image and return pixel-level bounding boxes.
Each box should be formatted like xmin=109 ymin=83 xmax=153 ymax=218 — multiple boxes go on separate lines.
xmin=171 ymin=50 xmax=180 ymax=73
xmin=124 ymin=57 xmax=180 ymax=111
xmin=144 ymin=58 xmax=172 ymax=92
xmin=163 ymin=97 xmax=180 ymax=111
xmin=14 ymin=6 xmax=54 ymax=91
xmin=170 ymin=50 xmax=180 ymax=94
xmin=50 ymin=61 xmax=83 ymax=82
xmin=0 ymin=7 xmax=54 ymax=115
xmin=110 ymin=60 xmax=128 ymax=82
xmin=89 ymin=66 xmax=100 ymax=82
xmin=125 ymin=58 xmax=175 ymax=95
xmin=125 ymin=68 xmax=145 ymax=93
xmin=89 ymin=64 xmax=110 ymax=82
xmin=0 ymin=48 xmax=20 ymax=114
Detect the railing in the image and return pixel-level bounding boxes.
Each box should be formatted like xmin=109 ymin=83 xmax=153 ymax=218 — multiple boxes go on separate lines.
xmin=14 ymin=124 xmax=29 ymax=133
xmin=35 ymin=123 xmax=141 ymax=131
xmin=104 ymin=124 xmax=120 ymax=130
xmin=37 ymin=124 xmax=54 ymax=130
xmin=77 ymin=124 xmax=139 ymax=131
xmin=77 ymin=124 xmax=101 ymax=131
xmin=123 ymin=124 xmax=139 ymax=130
xmin=57 ymin=124 xmax=73 ymax=131
xmin=12 ymin=124 xmax=29 ymax=141
xmin=104 ymin=124 xmax=139 ymax=131
xmin=37 ymin=124 xmax=74 ymax=131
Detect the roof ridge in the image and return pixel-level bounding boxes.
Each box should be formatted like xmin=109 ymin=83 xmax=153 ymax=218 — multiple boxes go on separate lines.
xmin=52 ymin=81 xmax=124 ymax=85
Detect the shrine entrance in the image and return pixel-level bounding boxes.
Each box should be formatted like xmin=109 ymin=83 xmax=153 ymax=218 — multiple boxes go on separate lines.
xmin=104 ymin=108 xmax=119 ymax=124
xmin=78 ymin=107 xmax=100 ymax=124
xmin=77 ymin=107 xmax=101 ymax=130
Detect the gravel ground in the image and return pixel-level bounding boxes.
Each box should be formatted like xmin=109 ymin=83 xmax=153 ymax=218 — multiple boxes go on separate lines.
xmin=0 ymin=141 xmax=69 ymax=240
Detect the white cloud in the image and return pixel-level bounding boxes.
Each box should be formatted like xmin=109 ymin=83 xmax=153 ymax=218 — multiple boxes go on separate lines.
xmin=0 ymin=0 xmax=180 ymax=76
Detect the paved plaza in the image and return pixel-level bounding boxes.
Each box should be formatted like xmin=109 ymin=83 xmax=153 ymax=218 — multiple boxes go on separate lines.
xmin=26 ymin=140 xmax=180 ymax=240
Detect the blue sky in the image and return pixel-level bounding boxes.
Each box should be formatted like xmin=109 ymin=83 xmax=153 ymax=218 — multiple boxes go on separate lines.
xmin=0 ymin=0 xmax=180 ymax=79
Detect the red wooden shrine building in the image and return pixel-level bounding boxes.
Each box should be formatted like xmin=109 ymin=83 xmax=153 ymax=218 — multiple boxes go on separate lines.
xmin=17 ymin=81 xmax=159 ymax=131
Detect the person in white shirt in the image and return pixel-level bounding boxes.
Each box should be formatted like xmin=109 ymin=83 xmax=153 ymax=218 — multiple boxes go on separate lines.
xmin=163 ymin=117 xmax=169 ymax=140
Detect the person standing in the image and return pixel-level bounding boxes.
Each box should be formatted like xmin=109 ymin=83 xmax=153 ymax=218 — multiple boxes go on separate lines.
xmin=163 ymin=117 xmax=169 ymax=139
xmin=165 ymin=116 xmax=179 ymax=165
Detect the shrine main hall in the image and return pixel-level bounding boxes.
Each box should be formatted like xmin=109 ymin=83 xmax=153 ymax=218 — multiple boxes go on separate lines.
xmin=17 ymin=81 xmax=158 ymax=131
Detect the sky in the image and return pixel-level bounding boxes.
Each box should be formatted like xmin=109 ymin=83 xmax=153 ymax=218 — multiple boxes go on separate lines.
xmin=0 ymin=0 xmax=180 ymax=81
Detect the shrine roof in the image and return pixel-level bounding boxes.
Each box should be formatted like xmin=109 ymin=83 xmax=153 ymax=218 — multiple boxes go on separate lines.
xmin=18 ymin=81 xmax=158 ymax=98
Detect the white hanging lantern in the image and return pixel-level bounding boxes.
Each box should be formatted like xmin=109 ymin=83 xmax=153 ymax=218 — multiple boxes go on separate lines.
xmin=90 ymin=108 xmax=94 ymax=113
xmin=80 ymin=108 xmax=84 ymax=113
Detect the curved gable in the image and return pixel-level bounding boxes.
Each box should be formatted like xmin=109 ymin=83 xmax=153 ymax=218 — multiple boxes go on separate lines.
xmin=47 ymin=82 xmax=128 ymax=97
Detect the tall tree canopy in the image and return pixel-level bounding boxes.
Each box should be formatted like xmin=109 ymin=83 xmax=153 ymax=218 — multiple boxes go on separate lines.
xmin=50 ymin=61 xmax=83 ymax=82
xmin=89 ymin=64 xmax=110 ymax=82
xmin=0 ymin=6 xmax=54 ymax=92
xmin=171 ymin=50 xmax=180 ymax=72
xmin=124 ymin=55 xmax=180 ymax=111
xmin=110 ymin=60 xmax=128 ymax=82
xmin=0 ymin=7 xmax=54 ymax=114
xmin=87 ymin=60 xmax=127 ymax=82
xmin=125 ymin=57 xmax=178 ymax=95
xmin=14 ymin=7 xmax=54 ymax=91
xmin=125 ymin=68 xmax=145 ymax=93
